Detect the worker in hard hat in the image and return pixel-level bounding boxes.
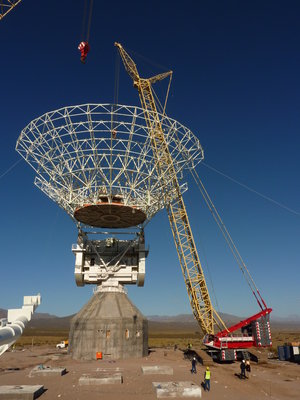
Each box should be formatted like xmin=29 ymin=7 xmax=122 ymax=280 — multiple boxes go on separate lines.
xmin=240 ymin=359 xmax=246 ymax=379
xmin=78 ymin=41 xmax=90 ymax=63
xmin=191 ymin=357 xmax=197 ymax=374
xmin=245 ymin=359 xmax=251 ymax=378
xmin=204 ymin=366 xmax=211 ymax=391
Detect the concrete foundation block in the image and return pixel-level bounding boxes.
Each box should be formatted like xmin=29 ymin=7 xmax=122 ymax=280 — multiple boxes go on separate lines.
xmin=79 ymin=373 xmax=123 ymax=385
xmin=142 ymin=366 xmax=173 ymax=375
xmin=153 ymin=382 xmax=201 ymax=398
xmin=29 ymin=366 xmax=66 ymax=377
xmin=96 ymin=367 xmax=123 ymax=373
xmin=0 ymin=385 xmax=44 ymax=400
xmin=69 ymin=292 xmax=148 ymax=360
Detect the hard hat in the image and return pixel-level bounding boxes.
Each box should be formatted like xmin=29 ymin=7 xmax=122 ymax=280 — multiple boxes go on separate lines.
xmin=206 ymin=367 xmax=210 ymax=370
xmin=242 ymin=359 xmax=245 ymax=363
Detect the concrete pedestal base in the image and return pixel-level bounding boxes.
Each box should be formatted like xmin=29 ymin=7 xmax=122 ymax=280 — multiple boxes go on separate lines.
xmin=79 ymin=373 xmax=123 ymax=385
xmin=142 ymin=366 xmax=173 ymax=375
xmin=29 ymin=366 xmax=66 ymax=377
xmin=69 ymin=291 xmax=148 ymax=360
xmin=153 ymin=382 xmax=202 ymax=398
xmin=0 ymin=385 xmax=44 ymax=400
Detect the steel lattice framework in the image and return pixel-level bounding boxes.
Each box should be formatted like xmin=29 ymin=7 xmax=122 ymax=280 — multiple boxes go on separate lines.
xmin=16 ymin=103 xmax=203 ymax=226
xmin=115 ymin=43 xmax=223 ymax=334
xmin=0 ymin=0 xmax=21 ymax=20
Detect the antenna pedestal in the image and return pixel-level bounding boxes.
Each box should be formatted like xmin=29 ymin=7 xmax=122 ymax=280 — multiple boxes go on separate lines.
xmin=68 ymin=291 xmax=148 ymax=360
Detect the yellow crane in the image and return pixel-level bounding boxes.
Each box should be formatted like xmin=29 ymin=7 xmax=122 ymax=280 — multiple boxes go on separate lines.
xmin=0 ymin=0 xmax=21 ymax=20
xmin=115 ymin=43 xmax=273 ymax=362
xmin=115 ymin=42 xmax=227 ymax=335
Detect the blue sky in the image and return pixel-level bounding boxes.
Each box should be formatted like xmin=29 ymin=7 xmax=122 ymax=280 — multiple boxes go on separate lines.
xmin=0 ymin=1 xmax=299 ymax=320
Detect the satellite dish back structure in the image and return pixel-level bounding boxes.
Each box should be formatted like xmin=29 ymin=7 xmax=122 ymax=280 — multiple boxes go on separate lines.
xmin=16 ymin=104 xmax=203 ymax=228
xmin=16 ymin=103 xmax=203 ymax=359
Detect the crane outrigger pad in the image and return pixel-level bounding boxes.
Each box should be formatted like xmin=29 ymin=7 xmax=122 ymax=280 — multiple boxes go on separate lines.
xmin=74 ymin=203 xmax=146 ymax=228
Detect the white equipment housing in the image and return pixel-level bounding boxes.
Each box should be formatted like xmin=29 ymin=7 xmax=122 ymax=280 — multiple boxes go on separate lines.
xmin=72 ymin=232 xmax=147 ymax=291
xmin=0 ymin=294 xmax=41 ymax=356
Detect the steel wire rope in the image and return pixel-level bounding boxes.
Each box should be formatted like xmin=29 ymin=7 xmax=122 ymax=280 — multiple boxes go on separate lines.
xmin=152 ymin=82 xmax=172 ymax=117
xmin=86 ymin=0 xmax=94 ymax=42
xmin=0 ymin=157 xmax=61 ymax=264
xmin=110 ymin=53 xmax=122 ymax=199
xmin=123 ymin=46 xmax=172 ymax=116
xmin=80 ymin=0 xmax=88 ymax=41
xmin=152 ymin=88 xmax=164 ymax=114
xmin=0 ymin=158 xmax=22 ymax=180
xmin=112 ymin=52 xmax=120 ymax=134
xmin=113 ymin=52 xmax=120 ymax=107
xmin=163 ymin=74 xmax=172 ymax=116
xmin=194 ymin=233 xmax=222 ymax=316
xmin=190 ymin=167 xmax=266 ymax=310
xmin=140 ymin=104 xmax=226 ymax=331
xmin=125 ymin=46 xmax=171 ymax=74
xmin=81 ymin=0 xmax=93 ymax=41
xmin=115 ymin=43 xmax=223 ymax=331
xmin=151 ymin=75 xmax=172 ymax=116
xmin=202 ymin=162 xmax=300 ymax=217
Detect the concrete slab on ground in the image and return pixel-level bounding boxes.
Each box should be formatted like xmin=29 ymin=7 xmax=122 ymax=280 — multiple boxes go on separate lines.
xmin=29 ymin=366 xmax=66 ymax=377
xmin=96 ymin=367 xmax=123 ymax=372
xmin=79 ymin=373 xmax=123 ymax=385
xmin=152 ymin=381 xmax=201 ymax=398
xmin=142 ymin=366 xmax=173 ymax=375
xmin=0 ymin=385 xmax=44 ymax=400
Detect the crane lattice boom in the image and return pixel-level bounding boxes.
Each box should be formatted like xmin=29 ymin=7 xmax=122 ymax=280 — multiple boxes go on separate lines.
xmin=115 ymin=42 xmax=226 ymax=335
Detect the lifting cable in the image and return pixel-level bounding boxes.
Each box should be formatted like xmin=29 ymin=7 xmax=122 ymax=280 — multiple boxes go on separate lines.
xmin=151 ymin=73 xmax=172 ymax=117
xmin=0 ymin=158 xmax=22 ymax=180
xmin=119 ymin=46 xmax=172 ymax=116
xmin=81 ymin=0 xmax=94 ymax=42
xmin=197 ymin=237 xmax=222 ymax=315
xmin=111 ymin=52 xmax=120 ymax=140
xmin=114 ymin=52 xmax=120 ymax=107
xmin=190 ymin=167 xmax=267 ymax=311
xmin=109 ymin=52 xmax=121 ymax=198
xmin=163 ymin=74 xmax=172 ymax=116
xmin=202 ymin=162 xmax=300 ymax=217
xmin=126 ymin=47 xmax=170 ymax=74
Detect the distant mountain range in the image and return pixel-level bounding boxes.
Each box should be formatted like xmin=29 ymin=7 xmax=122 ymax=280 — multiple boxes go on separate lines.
xmin=1 ymin=308 xmax=299 ymax=331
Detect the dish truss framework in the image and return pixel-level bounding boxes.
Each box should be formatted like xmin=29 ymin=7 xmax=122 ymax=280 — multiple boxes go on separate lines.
xmin=16 ymin=103 xmax=204 ymax=228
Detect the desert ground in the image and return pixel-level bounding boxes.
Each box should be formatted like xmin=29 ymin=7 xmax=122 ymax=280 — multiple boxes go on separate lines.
xmin=0 ymin=343 xmax=299 ymax=400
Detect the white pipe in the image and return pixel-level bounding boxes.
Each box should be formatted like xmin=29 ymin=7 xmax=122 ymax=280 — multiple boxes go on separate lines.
xmin=0 ymin=294 xmax=41 ymax=356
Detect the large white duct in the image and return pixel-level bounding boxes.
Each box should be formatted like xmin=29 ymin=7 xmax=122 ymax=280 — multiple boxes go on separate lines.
xmin=0 ymin=294 xmax=41 ymax=356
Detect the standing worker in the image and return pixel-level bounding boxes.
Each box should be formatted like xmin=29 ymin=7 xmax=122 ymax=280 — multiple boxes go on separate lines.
xmin=191 ymin=357 xmax=197 ymax=374
xmin=245 ymin=359 xmax=251 ymax=378
xmin=204 ymin=366 xmax=211 ymax=391
xmin=240 ymin=359 xmax=246 ymax=379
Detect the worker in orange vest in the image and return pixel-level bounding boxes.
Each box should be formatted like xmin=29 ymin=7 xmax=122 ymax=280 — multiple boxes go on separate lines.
xmin=78 ymin=41 xmax=90 ymax=63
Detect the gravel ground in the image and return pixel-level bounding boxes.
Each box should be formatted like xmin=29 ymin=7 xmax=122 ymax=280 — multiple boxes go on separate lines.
xmin=0 ymin=345 xmax=299 ymax=399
